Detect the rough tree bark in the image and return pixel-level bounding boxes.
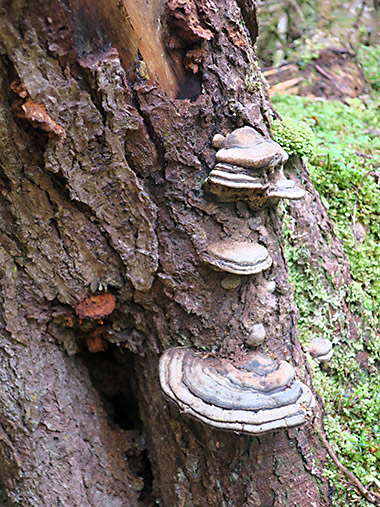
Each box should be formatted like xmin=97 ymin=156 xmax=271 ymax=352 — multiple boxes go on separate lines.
xmin=0 ymin=0 xmax=330 ymax=505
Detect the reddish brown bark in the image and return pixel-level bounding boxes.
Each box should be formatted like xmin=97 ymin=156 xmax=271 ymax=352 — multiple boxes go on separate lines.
xmin=0 ymin=0 xmax=330 ymax=505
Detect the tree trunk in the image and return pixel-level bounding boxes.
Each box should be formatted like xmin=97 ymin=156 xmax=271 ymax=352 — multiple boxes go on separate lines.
xmin=0 ymin=0 xmax=329 ymax=505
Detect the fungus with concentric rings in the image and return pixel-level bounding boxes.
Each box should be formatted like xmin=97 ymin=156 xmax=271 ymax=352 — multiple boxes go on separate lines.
xmin=159 ymin=347 xmax=315 ymax=434
xmin=206 ymin=126 xmax=306 ymax=203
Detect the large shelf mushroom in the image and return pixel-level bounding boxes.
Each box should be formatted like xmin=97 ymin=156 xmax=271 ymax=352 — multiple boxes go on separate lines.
xmin=159 ymin=347 xmax=315 ymax=434
xmin=206 ymin=126 xmax=305 ymax=203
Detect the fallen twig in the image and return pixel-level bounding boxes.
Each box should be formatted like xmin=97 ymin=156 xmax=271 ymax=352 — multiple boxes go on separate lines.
xmin=314 ymin=64 xmax=334 ymax=81
xmin=314 ymin=64 xmax=347 ymax=96
xmin=314 ymin=420 xmax=380 ymax=505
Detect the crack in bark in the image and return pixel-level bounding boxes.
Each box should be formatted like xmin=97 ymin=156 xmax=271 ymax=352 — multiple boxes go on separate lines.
xmin=132 ymin=86 xmax=168 ymax=182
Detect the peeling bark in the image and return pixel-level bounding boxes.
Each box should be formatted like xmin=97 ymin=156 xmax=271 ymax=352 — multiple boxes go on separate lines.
xmin=0 ymin=0 xmax=330 ymax=505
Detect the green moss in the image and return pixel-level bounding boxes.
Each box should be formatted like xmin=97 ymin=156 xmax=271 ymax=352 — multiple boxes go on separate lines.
xmin=357 ymin=44 xmax=380 ymax=90
xmin=271 ymin=117 xmax=315 ymax=159
xmin=273 ymin=89 xmax=380 ymax=505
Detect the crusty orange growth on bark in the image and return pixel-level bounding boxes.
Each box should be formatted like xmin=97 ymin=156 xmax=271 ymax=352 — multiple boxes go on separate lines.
xmin=167 ymin=0 xmax=213 ymax=43
xmin=75 ymin=293 xmax=116 ymax=320
xmin=10 ymin=79 xmax=66 ymax=138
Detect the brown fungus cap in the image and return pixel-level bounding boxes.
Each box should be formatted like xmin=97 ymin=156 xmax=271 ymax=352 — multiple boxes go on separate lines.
xmin=202 ymin=240 xmax=272 ymax=275
xmin=215 ymin=126 xmax=288 ymax=170
xmin=159 ymin=348 xmax=315 ymax=435
xmin=212 ymin=133 xmax=225 ymax=149
xmin=223 ymin=126 xmax=265 ymax=149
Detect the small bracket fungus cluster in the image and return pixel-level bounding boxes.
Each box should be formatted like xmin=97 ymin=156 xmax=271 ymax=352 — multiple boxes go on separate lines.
xmin=158 ymin=125 xmax=313 ymax=436
xmin=307 ymin=337 xmax=333 ymax=364
xmin=205 ymin=126 xmax=305 ymax=204
xmin=159 ymin=348 xmax=314 ymax=434
xmin=267 ymin=168 xmax=306 ymax=200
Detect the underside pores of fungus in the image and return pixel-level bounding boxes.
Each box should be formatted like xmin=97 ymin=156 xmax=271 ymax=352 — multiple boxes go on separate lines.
xmin=307 ymin=337 xmax=333 ymax=363
xmin=159 ymin=348 xmax=315 ymax=434
xmin=202 ymin=240 xmax=272 ymax=275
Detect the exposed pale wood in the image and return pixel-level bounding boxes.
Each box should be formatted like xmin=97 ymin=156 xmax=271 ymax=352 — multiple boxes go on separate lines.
xmin=269 ymin=85 xmax=299 ymax=96
xmin=270 ymin=77 xmax=302 ymax=90
xmin=121 ymin=0 xmax=181 ymax=96
xmin=262 ymin=64 xmax=298 ymax=77
xmin=70 ymin=0 xmax=179 ymax=97
xmin=268 ymin=77 xmax=303 ymax=96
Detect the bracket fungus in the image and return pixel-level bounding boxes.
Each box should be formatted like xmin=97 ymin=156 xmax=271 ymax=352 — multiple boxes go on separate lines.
xmin=215 ymin=126 xmax=288 ymax=169
xmin=207 ymin=127 xmax=286 ymax=200
xmin=268 ymin=168 xmax=306 ymax=200
xmin=207 ymin=126 xmax=305 ymax=203
xmin=307 ymin=337 xmax=333 ymax=363
xmin=267 ymin=177 xmax=306 ymax=200
xmin=207 ymin=163 xmax=269 ymax=191
xmin=159 ymin=348 xmax=315 ymax=434
xmin=202 ymin=240 xmax=272 ymax=275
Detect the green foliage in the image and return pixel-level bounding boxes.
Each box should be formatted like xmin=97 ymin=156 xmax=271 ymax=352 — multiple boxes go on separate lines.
xmin=291 ymin=31 xmax=344 ymax=68
xmin=271 ymin=117 xmax=315 ymax=159
xmin=272 ymin=94 xmax=380 ymax=308
xmin=316 ymin=369 xmax=380 ymax=506
xmin=273 ymin=90 xmax=380 ymax=504
xmin=357 ymin=44 xmax=380 ymax=90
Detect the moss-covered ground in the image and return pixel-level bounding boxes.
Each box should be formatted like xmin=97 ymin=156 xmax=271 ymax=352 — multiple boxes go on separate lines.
xmin=271 ymin=45 xmax=380 ymax=506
